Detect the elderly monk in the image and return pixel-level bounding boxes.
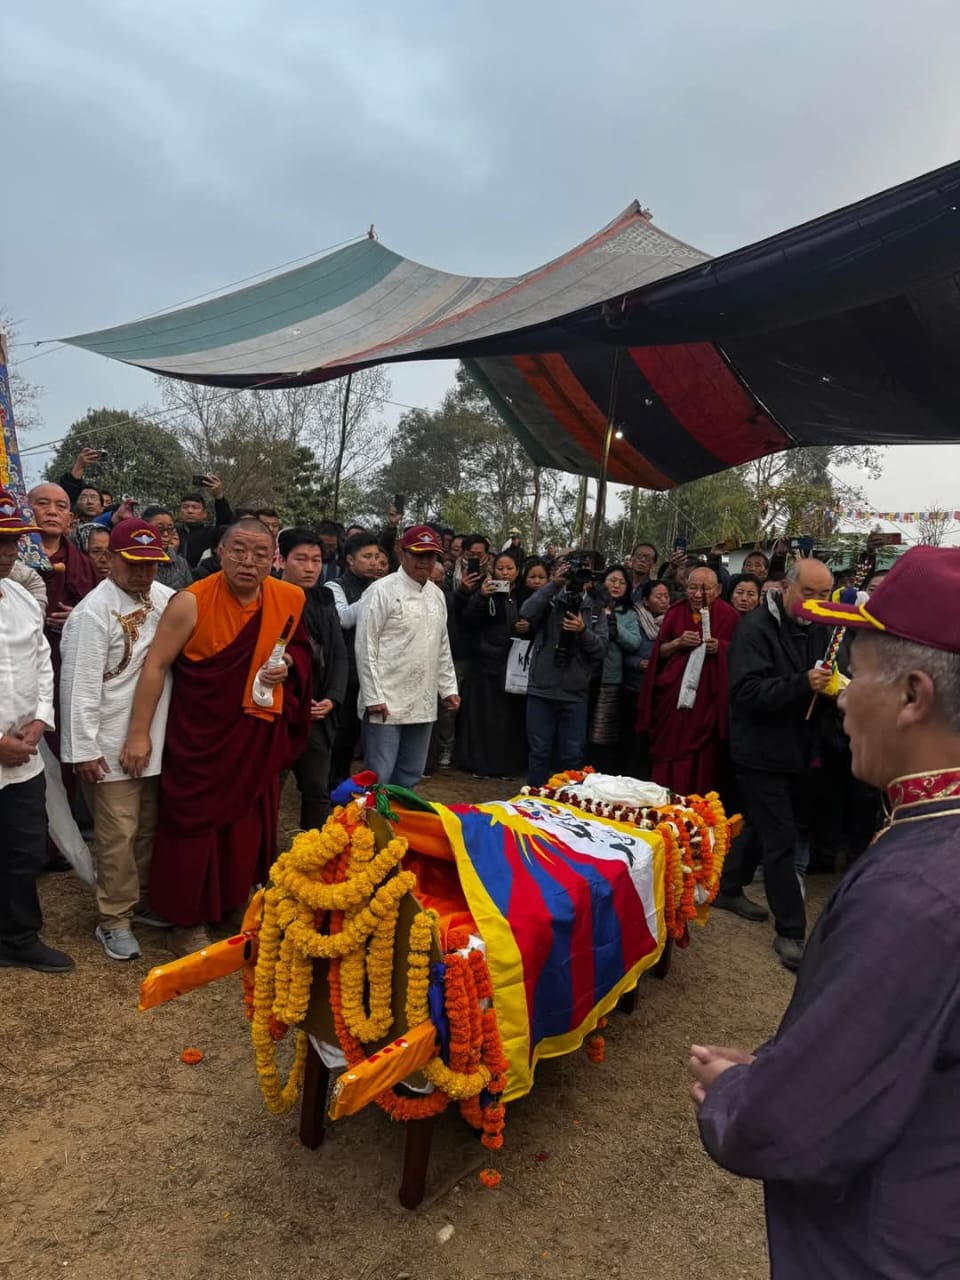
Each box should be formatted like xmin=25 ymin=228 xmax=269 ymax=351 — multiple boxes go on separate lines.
xmin=691 ymin=546 xmax=960 ymax=1278
xmin=637 ymin=565 xmax=740 ymax=794
xmin=122 ymin=518 xmax=311 ymax=954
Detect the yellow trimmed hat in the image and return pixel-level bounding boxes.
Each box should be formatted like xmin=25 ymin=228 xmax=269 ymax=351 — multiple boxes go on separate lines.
xmin=799 ymin=546 xmax=960 ymax=652
xmin=109 ymin=517 xmax=169 ymax=562
xmin=0 ymin=489 xmax=39 ymax=535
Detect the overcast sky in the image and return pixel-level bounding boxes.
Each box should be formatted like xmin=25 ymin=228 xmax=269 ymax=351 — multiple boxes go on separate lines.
xmin=5 ymin=0 xmax=959 ymax=529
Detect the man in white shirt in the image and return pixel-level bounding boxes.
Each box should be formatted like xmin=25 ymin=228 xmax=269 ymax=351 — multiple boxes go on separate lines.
xmin=60 ymin=518 xmax=174 ymax=961
xmin=0 ymin=491 xmax=73 ymax=974
xmin=356 ymin=524 xmax=459 ymax=789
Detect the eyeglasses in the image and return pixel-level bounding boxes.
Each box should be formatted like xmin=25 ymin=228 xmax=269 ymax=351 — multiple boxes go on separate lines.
xmin=223 ymin=548 xmax=273 ymax=567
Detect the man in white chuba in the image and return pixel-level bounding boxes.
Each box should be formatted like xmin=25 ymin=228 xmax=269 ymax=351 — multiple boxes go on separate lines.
xmin=60 ymin=518 xmax=175 ymax=961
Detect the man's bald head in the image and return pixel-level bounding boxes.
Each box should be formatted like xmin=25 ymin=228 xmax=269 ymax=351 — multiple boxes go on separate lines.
xmin=224 ymin=516 xmax=275 ymax=545
xmin=28 ymin=483 xmax=72 ymax=541
xmin=783 ymin=558 xmax=834 ymax=620
xmin=686 ymin=564 xmax=720 ymax=607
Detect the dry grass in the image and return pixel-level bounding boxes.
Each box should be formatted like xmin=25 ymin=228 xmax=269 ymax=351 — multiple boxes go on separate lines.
xmin=0 ymin=771 xmax=827 ymax=1280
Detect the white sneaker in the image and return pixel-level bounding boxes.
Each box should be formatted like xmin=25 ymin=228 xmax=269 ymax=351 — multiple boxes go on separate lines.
xmin=95 ymin=925 xmax=141 ymax=961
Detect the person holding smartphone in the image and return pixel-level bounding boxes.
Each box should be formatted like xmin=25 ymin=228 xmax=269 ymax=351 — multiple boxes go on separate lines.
xmin=176 ymin=475 xmax=234 ymax=569
xmin=436 ymin=534 xmax=490 ymax=767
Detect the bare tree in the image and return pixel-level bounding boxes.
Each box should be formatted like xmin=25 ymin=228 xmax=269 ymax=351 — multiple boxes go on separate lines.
xmin=157 ymin=368 xmax=390 ymax=511
xmin=915 ymin=506 xmax=959 ymax=547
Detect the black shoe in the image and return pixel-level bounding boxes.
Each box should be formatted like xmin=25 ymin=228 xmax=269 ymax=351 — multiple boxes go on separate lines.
xmin=712 ymin=891 xmax=769 ymax=923
xmin=0 ymin=938 xmax=75 ymax=973
xmin=773 ymin=936 xmax=804 ymax=972
xmin=43 ymin=853 xmax=74 ymax=874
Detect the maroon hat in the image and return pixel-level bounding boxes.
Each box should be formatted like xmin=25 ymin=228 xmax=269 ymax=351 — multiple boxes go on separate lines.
xmin=400 ymin=524 xmax=443 ymax=554
xmin=109 ymin=518 xmax=169 ymax=562
xmin=0 ymin=489 xmax=39 ymax=535
xmin=799 ymin=546 xmax=960 ymax=652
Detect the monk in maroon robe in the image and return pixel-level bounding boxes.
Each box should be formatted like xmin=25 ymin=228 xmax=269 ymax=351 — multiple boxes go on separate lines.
xmin=122 ymin=518 xmax=311 ymax=952
xmin=637 ymin=565 xmax=740 ymax=795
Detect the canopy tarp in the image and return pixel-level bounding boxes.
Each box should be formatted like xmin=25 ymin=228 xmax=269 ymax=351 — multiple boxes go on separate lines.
xmin=63 ymin=160 xmax=960 ymax=489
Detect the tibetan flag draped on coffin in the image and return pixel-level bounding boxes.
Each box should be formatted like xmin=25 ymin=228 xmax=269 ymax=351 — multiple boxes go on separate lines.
xmin=434 ymin=798 xmax=665 ymax=1101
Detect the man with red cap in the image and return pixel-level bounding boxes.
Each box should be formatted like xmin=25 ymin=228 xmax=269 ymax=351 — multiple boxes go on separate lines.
xmin=356 ymin=524 xmax=459 ymax=788
xmin=60 ymin=519 xmax=175 ymax=961
xmin=689 ymin=546 xmax=960 ymax=1278
xmin=0 ymin=491 xmax=73 ymax=973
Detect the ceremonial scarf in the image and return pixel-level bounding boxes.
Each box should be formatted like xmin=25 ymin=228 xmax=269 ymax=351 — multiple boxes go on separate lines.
xmin=634 ymin=602 xmax=663 ymax=643
xmin=678 ymin=606 xmax=710 ymax=710
xmin=184 ymin=573 xmax=305 ymax=721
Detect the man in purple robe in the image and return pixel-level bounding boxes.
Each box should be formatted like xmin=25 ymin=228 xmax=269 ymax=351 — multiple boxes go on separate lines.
xmin=689 ymin=546 xmax=960 ymax=1277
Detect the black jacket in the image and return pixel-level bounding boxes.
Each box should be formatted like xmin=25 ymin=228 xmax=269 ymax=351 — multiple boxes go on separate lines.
xmin=178 ymin=498 xmax=234 ymax=567
xmin=302 ymin=586 xmax=349 ymax=744
xmin=462 ymin=588 xmax=521 ymax=676
xmin=520 ymin=581 xmax=608 ymax=703
xmin=728 ymin=593 xmax=844 ymax=773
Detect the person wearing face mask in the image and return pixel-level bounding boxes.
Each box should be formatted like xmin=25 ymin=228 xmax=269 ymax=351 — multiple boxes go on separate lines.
xmin=456 ymin=552 xmax=528 ymax=778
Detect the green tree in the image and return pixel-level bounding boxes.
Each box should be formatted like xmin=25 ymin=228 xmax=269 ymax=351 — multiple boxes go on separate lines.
xmin=45 ymin=408 xmax=191 ymax=509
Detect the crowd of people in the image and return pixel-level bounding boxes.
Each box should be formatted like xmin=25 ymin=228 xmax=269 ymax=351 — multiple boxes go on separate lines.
xmin=0 ymin=448 xmax=884 ymax=978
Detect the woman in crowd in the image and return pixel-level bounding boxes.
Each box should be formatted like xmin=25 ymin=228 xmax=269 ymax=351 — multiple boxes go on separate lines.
xmin=588 ymin=564 xmax=641 ymax=772
xmin=725 ymin=572 xmax=762 ymax=615
xmin=456 ymin=552 xmax=528 ymax=778
xmin=76 ymin=523 xmax=111 ymax=581
xmin=623 ymin=578 xmax=671 ymax=775
xmin=517 ymin=556 xmax=549 ymax=603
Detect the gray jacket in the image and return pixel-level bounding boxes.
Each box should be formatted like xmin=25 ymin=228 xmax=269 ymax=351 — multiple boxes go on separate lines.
xmin=520 ymin=581 xmax=608 ymax=702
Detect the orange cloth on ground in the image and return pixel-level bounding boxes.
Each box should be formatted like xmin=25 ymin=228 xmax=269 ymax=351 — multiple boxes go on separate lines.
xmin=183 ymin=573 xmax=305 ymax=721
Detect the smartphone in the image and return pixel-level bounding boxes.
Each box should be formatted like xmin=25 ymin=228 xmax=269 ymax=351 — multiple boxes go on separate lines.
xmin=489 ymin=579 xmax=511 ymax=593
xmin=393 ymin=493 xmax=405 ymax=514
xmin=192 ymin=474 xmax=210 ymax=487
xmin=466 ymin=556 xmax=481 ymax=577
xmin=673 ymin=535 xmax=688 ymax=553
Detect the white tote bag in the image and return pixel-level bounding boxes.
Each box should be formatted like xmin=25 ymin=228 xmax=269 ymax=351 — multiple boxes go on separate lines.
xmin=504 ymin=638 xmax=533 ymax=695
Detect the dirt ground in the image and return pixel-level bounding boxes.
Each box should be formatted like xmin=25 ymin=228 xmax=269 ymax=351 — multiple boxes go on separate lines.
xmin=1 ymin=770 xmax=829 ymax=1280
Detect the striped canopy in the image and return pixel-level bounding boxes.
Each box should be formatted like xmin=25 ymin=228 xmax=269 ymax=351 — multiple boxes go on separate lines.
xmin=64 ymin=160 xmax=960 ymax=489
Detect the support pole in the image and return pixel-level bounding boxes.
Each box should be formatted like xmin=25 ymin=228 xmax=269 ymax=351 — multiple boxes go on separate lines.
xmin=331 ymin=371 xmax=353 ymax=521
xmin=398 ymin=1115 xmax=436 ymax=1209
xmin=298 ymin=1037 xmax=331 ymax=1149
xmin=588 ymin=347 xmax=624 ymax=552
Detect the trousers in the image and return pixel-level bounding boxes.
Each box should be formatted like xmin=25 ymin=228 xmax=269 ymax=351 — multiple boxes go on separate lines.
xmin=330 ymin=679 xmax=361 ymax=785
xmin=81 ymin=777 xmax=159 ymax=927
xmin=0 ymin=772 xmax=47 ymax=947
xmin=363 ymin=720 xmax=434 ymax=789
xmin=526 ymin=695 xmax=588 ymax=787
xmin=293 ymin=723 xmax=334 ymax=830
xmin=720 ymin=767 xmax=809 ymax=939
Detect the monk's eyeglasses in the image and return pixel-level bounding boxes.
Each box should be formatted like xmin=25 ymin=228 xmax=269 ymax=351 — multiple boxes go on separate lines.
xmin=223 ymin=548 xmax=273 ymax=567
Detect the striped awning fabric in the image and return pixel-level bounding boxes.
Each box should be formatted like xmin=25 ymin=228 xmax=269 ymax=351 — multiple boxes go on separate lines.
xmin=63 ymin=160 xmax=960 ymax=489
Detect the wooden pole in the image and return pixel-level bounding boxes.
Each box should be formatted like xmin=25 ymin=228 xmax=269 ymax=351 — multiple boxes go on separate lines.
xmin=588 ymin=347 xmax=624 ymax=552
xmin=331 ymin=371 xmax=353 ymax=521
xmin=398 ymin=1115 xmax=436 ymax=1209
xmin=530 ymin=465 xmax=542 ymax=553
xmin=299 ymin=1037 xmax=331 ymax=1149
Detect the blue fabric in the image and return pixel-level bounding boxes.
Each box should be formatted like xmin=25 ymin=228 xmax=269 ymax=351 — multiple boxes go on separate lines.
xmin=428 ymin=962 xmax=450 ymax=1062
xmin=362 ymin=720 xmax=433 ymax=789
xmin=525 ymin=695 xmax=588 ymax=786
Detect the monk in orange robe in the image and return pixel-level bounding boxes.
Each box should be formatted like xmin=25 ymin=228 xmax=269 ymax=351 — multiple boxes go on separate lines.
xmin=122 ymin=518 xmax=311 ymax=952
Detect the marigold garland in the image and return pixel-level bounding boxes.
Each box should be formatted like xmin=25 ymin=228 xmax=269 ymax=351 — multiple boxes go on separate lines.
xmin=251 ymin=810 xmax=510 ymax=1144
xmin=524 ymin=775 xmax=733 ymax=941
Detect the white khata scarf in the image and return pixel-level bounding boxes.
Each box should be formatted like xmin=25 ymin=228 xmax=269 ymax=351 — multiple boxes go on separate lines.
xmin=677 ymin=605 xmax=710 ymax=710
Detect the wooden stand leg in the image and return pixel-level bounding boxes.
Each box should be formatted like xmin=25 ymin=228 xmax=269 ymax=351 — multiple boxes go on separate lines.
xmin=653 ymin=936 xmax=674 ymax=980
xmin=398 ymin=1116 xmax=435 ymax=1209
xmin=617 ymin=987 xmax=638 ymax=1015
xmin=299 ymin=1037 xmax=331 ymax=1150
